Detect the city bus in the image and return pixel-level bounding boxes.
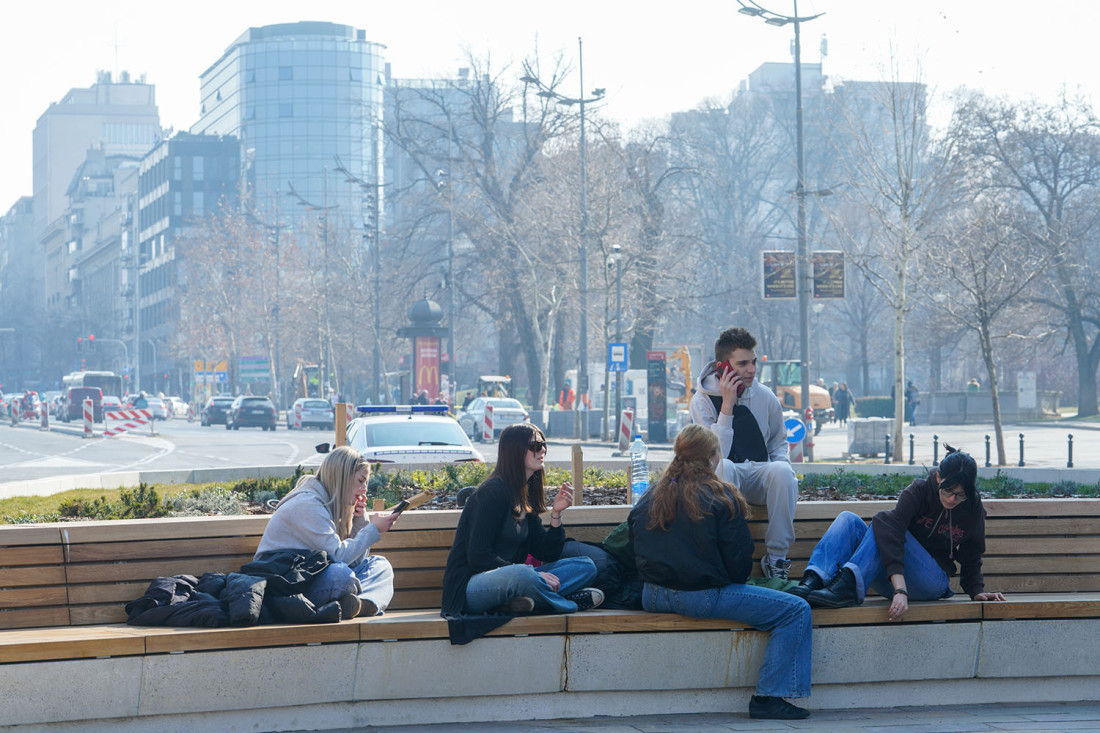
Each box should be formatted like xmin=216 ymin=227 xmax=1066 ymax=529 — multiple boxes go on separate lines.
xmin=62 ymin=371 xmax=124 ymax=399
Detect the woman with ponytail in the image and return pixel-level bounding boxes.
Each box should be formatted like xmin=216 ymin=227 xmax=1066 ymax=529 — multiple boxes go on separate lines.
xmin=630 ymin=424 xmax=812 ymax=720
xmin=791 ymin=444 xmax=1006 ymax=619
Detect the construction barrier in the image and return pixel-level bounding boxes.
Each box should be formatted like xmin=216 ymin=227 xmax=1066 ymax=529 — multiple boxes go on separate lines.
xmin=346 ymin=403 xmax=356 ymax=425
xmin=618 ymin=407 xmax=635 ymax=453
xmin=292 ymin=403 xmax=302 ymax=429
xmin=83 ymin=399 xmax=94 ymax=438
xmin=40 ymin=406 xmax=48 ymax=431
xmin=482 ymin=403 xmax=494 ymax=442
xmin=103 ymin=409 xmax=153 ymax=438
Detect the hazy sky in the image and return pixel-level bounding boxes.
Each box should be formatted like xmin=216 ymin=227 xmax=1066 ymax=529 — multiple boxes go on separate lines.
xmin=2 ymin=1 xmax=1097 ymax=211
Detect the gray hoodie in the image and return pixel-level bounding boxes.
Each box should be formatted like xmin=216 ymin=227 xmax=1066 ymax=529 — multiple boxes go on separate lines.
xmin=255 ymin=476 xmax=381 ymax=565
xmin=688 ymin=360 xmax=789 ymax=464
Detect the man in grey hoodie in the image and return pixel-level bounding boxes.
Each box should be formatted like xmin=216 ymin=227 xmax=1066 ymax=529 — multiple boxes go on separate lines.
xmin=689 ymin=327 xmax=799 ymax=580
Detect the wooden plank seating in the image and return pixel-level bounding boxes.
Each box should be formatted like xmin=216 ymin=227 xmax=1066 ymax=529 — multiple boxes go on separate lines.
xmin=2 ymin=498 xmax=1100 ymax=731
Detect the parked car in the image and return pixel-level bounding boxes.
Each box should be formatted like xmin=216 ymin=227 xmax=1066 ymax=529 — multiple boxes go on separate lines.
xmin=457 ymin=397 xmax=530 ymax=441
xmin=287 ymin=398 xmax=335 ymax=430
xmin=101 ymin=395 xmax=123 ymax=413
xmin=226 ymin=395 xmax=278 ymax=431
xmin=164 ymin=396 xmax=190 ymax=418
xmin=0 ymin=392 xmax=19 ymax=419
xmin=61 ymin=387 xmax=103 ymax=422
xmin=344 ymin=405 xmax=484 ymax=464
xmin=201 ymin=396 xmax=235 ymax=426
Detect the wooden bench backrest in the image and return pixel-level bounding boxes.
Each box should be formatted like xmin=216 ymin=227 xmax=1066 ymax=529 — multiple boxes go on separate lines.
xmin=2 ymin=498 xmax=1098 ymax=629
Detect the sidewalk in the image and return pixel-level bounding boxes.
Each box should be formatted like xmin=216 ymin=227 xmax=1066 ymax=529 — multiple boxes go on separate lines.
xmin=310 ymin=701 xmax=1100 ymax=732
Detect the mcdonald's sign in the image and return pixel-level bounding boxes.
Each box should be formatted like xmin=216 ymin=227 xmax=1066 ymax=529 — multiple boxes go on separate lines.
xmin=414 ymin=337 xmax=440 ymax=399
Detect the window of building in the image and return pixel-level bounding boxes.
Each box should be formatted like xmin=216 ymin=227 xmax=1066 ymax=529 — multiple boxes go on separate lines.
xmin=193 ymin=157 xmax=204 ymax=182
xmin=173 ymin=157 xmax=182 ymax=181
xmin=279 ymin=103 xmax=293 ymax=118
xmin=173 ymin=192 xmax=182 ymax=217
xmin=279 ymin=66 xmax=293 ymax=81
xmin=350 ymin=67 xmax=362 ymax=82
xmin=193 ymin=191 xmax=204 ymax=217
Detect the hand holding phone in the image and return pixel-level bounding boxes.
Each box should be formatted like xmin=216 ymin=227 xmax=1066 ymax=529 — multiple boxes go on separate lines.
xmin=389 ymin=499 xmax=410 ymax=516
xmin=717 ymin=362 xmax=746 ymax=399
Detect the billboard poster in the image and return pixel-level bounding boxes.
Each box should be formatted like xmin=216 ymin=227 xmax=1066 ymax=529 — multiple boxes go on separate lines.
xmin=647 ymin=351 xmax=668 ymax=443
xmin=763 ymin=251 xmax=797 ymax=299
xmin=812 ymin=250 xmax=845 ymax=299
xmin=414 ymin=337 xmax=440 ymax=400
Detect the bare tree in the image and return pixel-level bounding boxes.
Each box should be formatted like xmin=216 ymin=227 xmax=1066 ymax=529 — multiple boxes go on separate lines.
xmin=925 ymin=196 xmax=1050 ymax=464
xmin=827 ymin=69 xmax=957 ymax=460
xmin=950 ymin=91 xmax=1100 ymax=416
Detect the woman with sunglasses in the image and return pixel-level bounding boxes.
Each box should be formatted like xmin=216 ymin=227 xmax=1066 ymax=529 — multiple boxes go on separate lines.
xmin=441 ymin=423 xmax=603 ymax=619
xmin=791 ymin=445 xmax=1006 ymax=618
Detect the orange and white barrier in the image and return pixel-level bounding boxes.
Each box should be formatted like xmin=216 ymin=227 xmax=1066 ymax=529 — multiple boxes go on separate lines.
xmin=618 ymin=407 xmax=635 ymax=453
xmin=40 ymin=405 xmax=49 ymax=431
xmin=103 ymin=409 xmax=153 ymax=438
xmin=346 ymin=403 xmax=356 ymax=425
xmin=482 ymin=403 xmax=494 ymax=442
xmin=292 ymin=403 xmax=303 ymax=429
xmin=83 ymin=398 xmax=94 ymax=438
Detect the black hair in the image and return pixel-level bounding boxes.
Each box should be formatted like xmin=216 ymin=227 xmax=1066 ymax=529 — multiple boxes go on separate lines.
xmin=486 ymin=422 xmax=547 ymax=515
xmin=714 ymin=327 xmax=757 ymax=361
xmin=938 ymin=443 xmax=978 ymax=500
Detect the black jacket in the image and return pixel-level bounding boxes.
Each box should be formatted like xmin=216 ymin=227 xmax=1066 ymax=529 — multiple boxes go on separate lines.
xmin=629 ymin=487 xmax=754 ymax=591
xmin=871 ymin=474 xmax=987 ymax=598
xmin=441 ymin=477 xmax=566 ymax=617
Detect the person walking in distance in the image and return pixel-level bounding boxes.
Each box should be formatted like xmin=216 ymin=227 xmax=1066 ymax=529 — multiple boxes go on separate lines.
xmin=689 ymin=327 xmax=800 ymax=580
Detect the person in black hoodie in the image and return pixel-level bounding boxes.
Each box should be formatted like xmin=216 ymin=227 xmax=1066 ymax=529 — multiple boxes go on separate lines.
xmin=792 ymin=445 xmax=1006 ymax=618
xmin=441 ymin=423 xmax=603 ymax=622
xmin=630 ymin=424 xmax=812 ymax=721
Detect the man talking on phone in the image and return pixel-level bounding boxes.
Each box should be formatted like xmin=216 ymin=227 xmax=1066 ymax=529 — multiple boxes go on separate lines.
xmin=689 ymin=326 xmax=799 ymax=580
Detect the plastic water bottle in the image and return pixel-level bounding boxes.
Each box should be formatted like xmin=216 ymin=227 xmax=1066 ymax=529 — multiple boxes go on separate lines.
xmin=629 ymin=434 xmax=650 ymax=504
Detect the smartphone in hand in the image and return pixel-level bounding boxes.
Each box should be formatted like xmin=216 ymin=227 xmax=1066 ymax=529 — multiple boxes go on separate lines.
xmin=716 ymin=361 xmax=745 ymax=397
xmin=389 ymin=500 xmax=410 ymax=516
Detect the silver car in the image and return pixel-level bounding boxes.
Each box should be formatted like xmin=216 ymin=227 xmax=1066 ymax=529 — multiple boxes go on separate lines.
xmin=458 ymin=397 xmax=530 ymax=442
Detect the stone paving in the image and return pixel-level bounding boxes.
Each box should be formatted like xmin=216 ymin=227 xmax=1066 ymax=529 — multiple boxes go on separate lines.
xmin=311 ymin=702 xmax=1100 ymax=733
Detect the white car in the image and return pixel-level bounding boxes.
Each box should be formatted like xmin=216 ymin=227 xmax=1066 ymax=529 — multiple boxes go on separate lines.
xmin=287 ymin=398 xmax=335 ymax=430
xmin=458 ymin=397 xmax=530 ymax=441
xmin=345 ymin=405 xmax=485 ymax=465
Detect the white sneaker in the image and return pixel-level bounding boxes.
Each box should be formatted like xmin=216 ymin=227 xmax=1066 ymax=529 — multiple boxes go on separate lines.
xmin=564 ymin=587 xmax=605 ymax=611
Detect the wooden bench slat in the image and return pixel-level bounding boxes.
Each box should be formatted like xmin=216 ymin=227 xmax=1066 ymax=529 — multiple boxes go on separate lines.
xmin=981 ymin=592 xmax=1100 ymax=619
xmin=983 ymin=556 xmax=1100 ymax=574
xmin=67 ymin=582 xmax=148 ymax=605
xmin=68 ymin=605 xmax=128 ymax=625
xmin=1 ymin=545 xmax=65 ymax=567
xmin=982 ymin=575 xmax=1100 ymax=593
xmin=0 ymin=586 xmax=67 ymax=609
xmin=58 ymin=516 xmax=271 ymax=543
xmin=141 ymin=621 xmax=360 ymax=653
xmin=389 ymin=589 xmax=443 ymax=609
xmin=66 ymin=537 xmax=262 ymax=563
xmin=0 ymin=526 xmax=62 ymax=546
xmin=0 ymin=565 xmax=67 ymax=588
xmin=0 ymin=623 xmax=142 ymax=662
xmin=374 ymin=529 xmax=455 ymax=549
xmin=986 ymin=537 xmax=1100 ymax=554
xmin=0 ymin=607 xmax=70 ymax=631
xmin=65 ymin=555 xmax=257 ymax=584
xmin=358 ymin=610 xmax=567 ymax=641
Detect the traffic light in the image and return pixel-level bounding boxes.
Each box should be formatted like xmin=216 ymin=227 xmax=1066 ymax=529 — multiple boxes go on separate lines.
xmin=76 ymin=336 xmax=83 ymax=354
xmin=88 ymin=334 xmax=96 ymax=353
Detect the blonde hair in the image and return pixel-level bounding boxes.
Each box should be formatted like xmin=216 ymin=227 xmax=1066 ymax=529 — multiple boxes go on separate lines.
xmin=646 ymin=424 xmax=749 ymax=530
xmin=281 ymin=445 xmax=370 ymax=539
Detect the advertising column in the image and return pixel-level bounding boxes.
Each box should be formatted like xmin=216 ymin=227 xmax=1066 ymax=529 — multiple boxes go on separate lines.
xmin=646 ymin=351 xmax=667 ymax=443
xmin=414 ymin=337 xmax=441 ymax=401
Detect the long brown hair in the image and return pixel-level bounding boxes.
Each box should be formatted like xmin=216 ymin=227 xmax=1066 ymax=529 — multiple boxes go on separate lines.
xmin=646 ymin=424 xmax=748 ymax=530
xmin=485 ymin=422 xmax=547 ymax=516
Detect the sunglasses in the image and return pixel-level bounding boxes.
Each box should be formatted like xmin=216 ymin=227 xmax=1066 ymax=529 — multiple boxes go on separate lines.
xmin=527 ymin=440 xmax=548 ymax=453
xmin=939 ymin=486 xmax=967 ymax=502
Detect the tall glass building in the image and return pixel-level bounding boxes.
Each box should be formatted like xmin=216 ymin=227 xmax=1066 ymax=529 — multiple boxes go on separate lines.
xmin=191 ymin=22 xmax=385 ymax=225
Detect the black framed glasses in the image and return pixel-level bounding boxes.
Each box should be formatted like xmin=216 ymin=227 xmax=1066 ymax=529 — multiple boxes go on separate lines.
xmin=527 ymin=440 xmax=548 ymax=453
xmin=939 ymin=486 xmax=967 ymax=502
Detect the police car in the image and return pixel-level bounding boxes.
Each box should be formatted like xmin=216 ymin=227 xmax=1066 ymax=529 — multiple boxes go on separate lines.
xmin=345 ymin=405 xmax=485 ymax=465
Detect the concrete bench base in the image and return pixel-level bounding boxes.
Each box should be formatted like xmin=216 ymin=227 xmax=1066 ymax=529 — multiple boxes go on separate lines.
xmin=4 ymin=615 xmax=1100 ymax=732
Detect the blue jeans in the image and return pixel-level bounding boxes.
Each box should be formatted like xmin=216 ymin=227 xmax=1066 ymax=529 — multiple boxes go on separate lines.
xmin=302 ymin=555 xmax=395 ymax=614
xmin=643 ymin=582 xmax=812 ymax=699
xmin=804 ymin=511 xmax=952 ymax=603
xmin=465 ymin=556 xmax=598 ymax=614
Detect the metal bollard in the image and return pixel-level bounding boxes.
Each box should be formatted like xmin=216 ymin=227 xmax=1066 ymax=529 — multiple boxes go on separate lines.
xmin=1018 ymin=433 xmax=1025 ymax=467
xmin=984 ymin=435 xmax=991 ymax=468
xmin=933 ymin=435 xmax=939 ymax=466
xmin=884 ymin=432 xmax=892 ymax=464
xmin=909 ymin=433 xmax=915 ymax=465
xmin=1068 ymin=433 xmax=1074 ymax=469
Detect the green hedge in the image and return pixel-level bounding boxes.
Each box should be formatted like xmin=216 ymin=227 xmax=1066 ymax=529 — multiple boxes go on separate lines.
xmin=854 ymin=396 xmax=893 ymax=418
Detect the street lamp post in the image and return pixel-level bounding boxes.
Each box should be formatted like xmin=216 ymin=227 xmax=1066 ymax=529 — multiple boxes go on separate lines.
xmin=738 ymin=0 xmax=823 ymax=460
xmin=334 ymin=154 xmax=385 ymax=405
xmin=611 ymin=244 xmax=623 ymax=442
xmin=520 ymin=38 xmax=605 ymax=437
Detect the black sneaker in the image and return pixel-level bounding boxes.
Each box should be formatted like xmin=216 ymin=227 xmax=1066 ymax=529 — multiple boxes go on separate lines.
xmin=749 ymin=695 xmax=810 ymax=720
xmin=337 ymin=593 xmax=361 ymax=620
xmin=564 ymin=587 xmax=605 ymax=611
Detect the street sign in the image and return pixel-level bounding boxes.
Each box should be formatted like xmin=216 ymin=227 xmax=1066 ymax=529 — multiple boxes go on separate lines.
xmin=784 ymin=417 xmax=807 ymax=444
xmin=608 ymin=342 xmax=628 ymax=372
